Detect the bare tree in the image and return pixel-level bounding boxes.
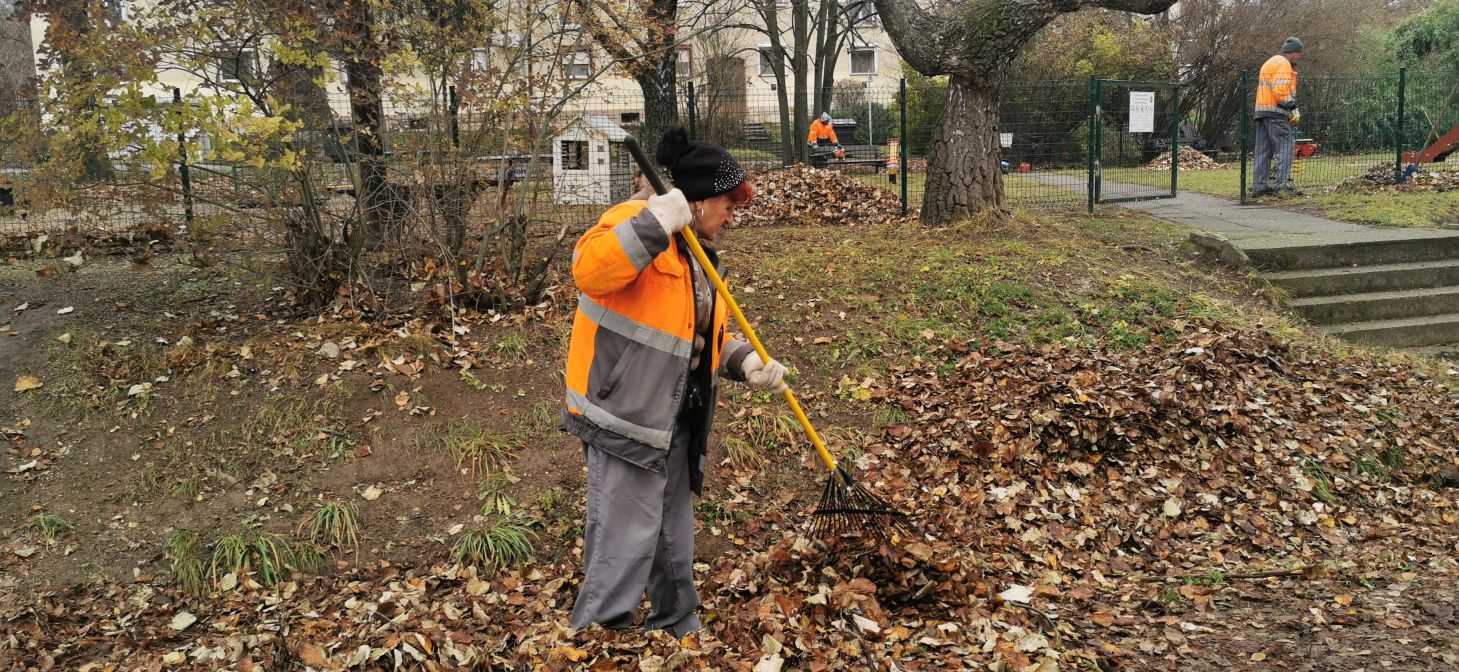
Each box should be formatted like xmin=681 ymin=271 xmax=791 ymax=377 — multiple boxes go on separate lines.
xmin=872 ymin=0 xmax=1176 ymax=224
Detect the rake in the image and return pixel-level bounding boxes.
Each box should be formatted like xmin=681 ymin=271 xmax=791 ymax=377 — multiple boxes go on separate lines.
xmin=624 ymin=136 xmax=907 ymax=543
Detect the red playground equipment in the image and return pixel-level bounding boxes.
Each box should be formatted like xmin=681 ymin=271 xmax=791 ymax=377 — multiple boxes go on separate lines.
xmin=1403 ymin=123 xmax=1459 ymax=166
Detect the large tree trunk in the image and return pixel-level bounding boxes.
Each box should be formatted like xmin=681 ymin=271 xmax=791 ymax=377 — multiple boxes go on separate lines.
xmin=635 ymin=58 xmax=677 ymax=156
xmin=872 ymin=0 xmax=1177 ymax=224
xmin=791 ymin=0 xmax=810 ymax=164
xmin=344 ymin=0 xmax=388 ymax=252
xmin=922 ymin=75 xmax=1007 ymax=223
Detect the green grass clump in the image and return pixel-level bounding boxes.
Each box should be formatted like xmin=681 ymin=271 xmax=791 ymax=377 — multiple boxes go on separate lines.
xmin=452 ymin=512 xmax=536 ymax=572
xmin=210 ymin=528 xmax=292 ymax=587
xmin=299 ymin=501 xmax=361 ymax=555
xmin=28 ymin=514 xmax=73 ymax=545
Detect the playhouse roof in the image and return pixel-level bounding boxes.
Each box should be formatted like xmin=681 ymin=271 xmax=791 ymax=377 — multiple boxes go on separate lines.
xmin=563 ymin=115 xmax=630 ymax=142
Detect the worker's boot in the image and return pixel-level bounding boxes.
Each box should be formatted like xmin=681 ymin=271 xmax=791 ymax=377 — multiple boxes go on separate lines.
xmin=1250 ymin=187 xmax=1273 ymax=200
xmin=1276 ymin=186 xmax=1305 ymax=197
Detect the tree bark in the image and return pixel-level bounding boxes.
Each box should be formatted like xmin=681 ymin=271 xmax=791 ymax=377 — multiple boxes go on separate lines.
xmin=873 ymin=0 xmax=1178 ymax=224
xmin=922 ymin=75 xmax=1007 ymax=224
xmin=634 ymin=55 xmax=677 ymax=156
xmin=791 ymin=0 xmax=810 ymax=164
xmin=346 ymin=54 xmax=388 ymax=249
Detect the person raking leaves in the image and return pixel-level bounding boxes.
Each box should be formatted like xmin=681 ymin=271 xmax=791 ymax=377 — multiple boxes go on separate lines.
xmin=559 ymin=126 xmax=789 ymax=636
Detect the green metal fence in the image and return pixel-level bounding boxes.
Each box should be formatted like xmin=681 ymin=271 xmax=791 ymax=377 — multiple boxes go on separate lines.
xmin=1237 ymin=69 xmax=1459 ymax=204
xmin=4 ymin=69 xmax=1456 ymax=241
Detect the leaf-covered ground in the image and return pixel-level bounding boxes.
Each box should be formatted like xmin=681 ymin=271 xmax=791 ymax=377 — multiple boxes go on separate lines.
xmin=3 ymin=207 xmax=1458 ymax=670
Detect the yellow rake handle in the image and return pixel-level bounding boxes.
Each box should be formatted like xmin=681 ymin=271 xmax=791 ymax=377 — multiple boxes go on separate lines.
xmin=677 ymin=229 xmax=840 ymax=474
xmin=623 ymin=136 xmax=839 ymax=474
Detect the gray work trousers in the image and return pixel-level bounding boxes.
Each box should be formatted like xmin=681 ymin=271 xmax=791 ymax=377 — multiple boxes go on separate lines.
xmin=570 ymin=425 xmax=701 ymax=636
xmin=1253 ymin=116 xmax=1295 ymax=192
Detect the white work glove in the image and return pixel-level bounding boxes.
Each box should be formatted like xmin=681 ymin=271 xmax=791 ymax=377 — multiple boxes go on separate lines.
xmin=1290 ymin=108 xmax=1301 ymax=124
xmin=646 ymin=188 xmax=692 ymax=236
xmin=741 ymin=352 xmax=788 ymax=392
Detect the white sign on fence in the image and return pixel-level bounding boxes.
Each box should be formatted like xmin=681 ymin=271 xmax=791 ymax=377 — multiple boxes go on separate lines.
xmin=999 ymin=133 xmax=1013 ymax=148
xmin=1129 ymin=91 xmax=1156 ymax=133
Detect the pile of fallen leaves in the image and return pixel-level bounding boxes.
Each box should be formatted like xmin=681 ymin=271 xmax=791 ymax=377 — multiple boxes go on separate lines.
xmin=1145 ymin=147 xmax=1224 ymax=171
xmin=6 ymin=326 xmax=1459 ymax=670
xmin=739 ymin=165 xmax=913 ymax=228
xmin=1345 ymin=163 xmax=1459 ymax=193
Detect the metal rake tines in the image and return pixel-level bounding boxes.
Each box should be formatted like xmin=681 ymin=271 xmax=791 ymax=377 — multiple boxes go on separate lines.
xmin=808 ymin=471 xmax=907 ymax=541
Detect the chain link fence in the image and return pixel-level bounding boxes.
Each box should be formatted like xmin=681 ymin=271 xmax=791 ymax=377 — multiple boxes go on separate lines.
xmin=3 ymin=69 xmax=1456 ymax=246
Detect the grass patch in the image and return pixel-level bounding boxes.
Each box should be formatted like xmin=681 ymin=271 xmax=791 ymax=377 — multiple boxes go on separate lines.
xmin=210 ymin=528 xmax=293 ymax=587
xmin=452 ymin=512 xmax=536 ymax=572
xmin=440 ymin=419 xmax=519 ymax=477
xmin=378 ymin=333 xmax=439 ymax=360
xmin=166 ymin=529 xmax=206 ymax=595
xmin=28 ymin=514 xmax=73 ymax=545
xmin=1304 ymin=189 xmax=1459 ymax=229
xmin=298 ymin=501 xmax=361 ymax=556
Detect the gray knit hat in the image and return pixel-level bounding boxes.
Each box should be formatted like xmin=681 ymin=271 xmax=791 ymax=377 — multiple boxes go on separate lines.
xmin=1281 ymin=36 xmax=1303 ymax=53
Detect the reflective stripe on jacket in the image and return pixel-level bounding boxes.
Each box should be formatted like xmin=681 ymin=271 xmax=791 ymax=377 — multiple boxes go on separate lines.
xmin=1256 ymin=54 xmax=1297 ymax=119
xmin=560 ymin=199 xmax=753 ymax=476
xmin=807 ymin=119 xmax=838 ymax=144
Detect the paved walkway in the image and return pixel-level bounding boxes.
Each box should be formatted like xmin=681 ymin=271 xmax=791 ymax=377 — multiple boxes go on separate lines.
xmin=1024 ymin=173 xmax=1459 ymax=249
xmin=1118 ymin=189 xmax=1459 ymax=253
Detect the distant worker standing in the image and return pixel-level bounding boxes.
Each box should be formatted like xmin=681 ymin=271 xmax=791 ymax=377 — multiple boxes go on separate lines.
xmin=1253 ymin=37 xmax=1304 ymax=198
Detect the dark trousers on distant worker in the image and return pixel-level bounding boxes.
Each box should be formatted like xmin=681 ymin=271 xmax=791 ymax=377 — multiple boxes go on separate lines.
xmin=1253 ymin=116 xmax=1295 ymax=194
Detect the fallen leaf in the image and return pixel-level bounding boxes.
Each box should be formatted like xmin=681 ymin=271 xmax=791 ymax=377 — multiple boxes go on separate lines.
xmin=14 ymin=376 xmax=42 ymax=393
xmin=999 ymin=584 xmax=1034 ymax=604
xmin=168 ymin=611 xmax=197 ymax=631
xmin=361 ymin=486 xmax=382 ymax=501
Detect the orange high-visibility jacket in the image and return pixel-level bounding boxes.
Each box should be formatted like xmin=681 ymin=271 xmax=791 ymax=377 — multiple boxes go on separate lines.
xmin=1256 ymin=54 xmax=1298 ymax=119
xmin=561 ymin=199 xmax=752 ymax=478
xmin=807 ymin=119 xmax=838 ymax=144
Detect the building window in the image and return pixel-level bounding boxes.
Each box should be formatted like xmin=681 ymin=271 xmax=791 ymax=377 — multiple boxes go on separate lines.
xmin=757 ymin=47 xmax=782 ymax=77
xmin=848 ymin=0 xmax=877 ymax=25
xmin=850 ymin=46 xmax=877 ymax=75
xmin=471 ymin=48 xmax=489 ymax=71
xmin=620 ymin=112 xmax=641 ymax=124
xmin=676 ymin=47 xmax=693 ymax=79
xmin=561 ymin=140 xmax=588 ymax=170
xmin=562 ymin=51 xmax=591 ymax=80
xmin=220 ymin=47 xmax=257 ymax=83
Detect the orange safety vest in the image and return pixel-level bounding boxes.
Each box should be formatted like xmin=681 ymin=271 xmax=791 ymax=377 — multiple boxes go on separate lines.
xmin=807 ymin=119 xmax=839 ymax=144
xmin=1256 ymin=54 xmax=1297 ymax=118
xmin=561 ymin=199 xmax=750 ymax=475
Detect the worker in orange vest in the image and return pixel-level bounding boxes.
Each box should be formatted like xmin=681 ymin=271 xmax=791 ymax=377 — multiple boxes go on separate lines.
xmin=563 ymin=126 xmax=788 ymax=637
xmin=807 ymin=112 xmax=839 ymax=148
xmin=1253 ymin=37 xmax=1303 ymax=198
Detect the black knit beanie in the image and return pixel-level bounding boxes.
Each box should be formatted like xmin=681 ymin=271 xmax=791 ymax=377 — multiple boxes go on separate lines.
xmin=655 ymin=126 xmax=748 ymax=202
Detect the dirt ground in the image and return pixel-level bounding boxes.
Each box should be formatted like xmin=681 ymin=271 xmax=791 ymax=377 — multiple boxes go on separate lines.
xmin=3 ymin=212 xmax=1458 ymax=670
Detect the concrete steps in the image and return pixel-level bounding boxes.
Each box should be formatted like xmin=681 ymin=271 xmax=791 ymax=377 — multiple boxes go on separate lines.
xmin=1290 ymin=286 xmax=1459 ymax=325
xmin=1248 ymin=231 xmax=1459 ymax=348
xmin=1244 ymin=232 xmax=1459 ymax=272
xmin=1322 ymin=313 xmax=1459 ymax=348
xmin=1266 ymin=260 xmax=1459 ymax=298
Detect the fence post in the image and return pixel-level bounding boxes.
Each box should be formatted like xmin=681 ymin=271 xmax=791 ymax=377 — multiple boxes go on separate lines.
xmin=899 ymin=77 xmax=908 ymax=216
xmin=1170 ymin=85 xmax=1180 ymax=197
xmin=1396 ymin=67 xmax=1406 ymax=184
xmin=1238 ymin=71 xmax=1250 ymax=205
xmin=686 ymin=82 xmax=698 ymax=141
xmin=1086 ymin=76 xmax=1098 ymax=214
xmin=448 ymin=84 xmax=460 ymax=149
xmin=173 ymin=87 xmax=194 ymax=224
